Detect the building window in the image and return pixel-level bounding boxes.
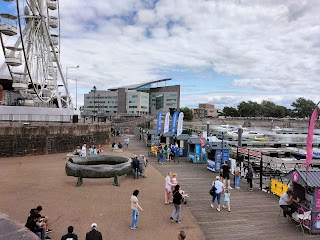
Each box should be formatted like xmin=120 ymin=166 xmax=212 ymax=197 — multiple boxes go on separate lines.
xmin=156 ymin=94 xmax=164 ymax=109
xmin=130 ymin=95 xmax=138 ymax=98
xmin=129 ymin=106 xmax=137 ymax=108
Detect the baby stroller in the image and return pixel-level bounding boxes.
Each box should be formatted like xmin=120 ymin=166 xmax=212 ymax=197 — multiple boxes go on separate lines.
xmin=179 ymin=189 xmax=189 ymax=204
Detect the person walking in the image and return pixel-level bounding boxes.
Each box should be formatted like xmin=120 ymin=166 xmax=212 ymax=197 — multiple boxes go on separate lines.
xmin=221 ymin=161 xmax=232 ymax=189
xmin=247 ymin=163 xmax=254 ymax=191
xmin=174 ymin=143 xmax=180 ymax=164
xmin=61 ymin=226 xmax=78 ymax=240
xmin=234 ymin=162 xmax=241 ymax=189
xmin=85 ymin=223 xmax=102 ymax=240
xmin=139 ymin=155 xmax=147 ymax=178
xmin=124 ymin=137 xmax=130 ymax=149
xmin=222 ymin=189 xmax=231 ymax=212
xmin=211 ymin=176 xmax=224 ymax=212
xmin=158 ymin=148 xmax=164 ymax=164
xmin=170 ymin=185 xmax=183 ymax=223
xmin=132 ymin=156 xmax=140 ymax=179
xmin=131 ymin=189 xmax=143 ymax=230
xmin=165 ymin=172 xmax=173 ymax=204
xmin=164 ymin=145 xmax=168 ymax=161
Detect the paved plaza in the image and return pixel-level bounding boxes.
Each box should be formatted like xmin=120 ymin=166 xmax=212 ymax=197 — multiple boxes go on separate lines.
xmin=0 ymin=136 xmax=204 ymax=240
xmin=0 ymin=135 xmax=319 ymax=239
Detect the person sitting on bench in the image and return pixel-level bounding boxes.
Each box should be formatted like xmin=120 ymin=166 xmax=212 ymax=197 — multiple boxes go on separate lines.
xmin=279 ymin=190 xmax=300 ymax=218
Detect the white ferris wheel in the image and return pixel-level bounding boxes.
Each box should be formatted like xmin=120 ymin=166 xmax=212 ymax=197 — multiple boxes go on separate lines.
xmin=0 ymin=0 xmax=72 ymax=108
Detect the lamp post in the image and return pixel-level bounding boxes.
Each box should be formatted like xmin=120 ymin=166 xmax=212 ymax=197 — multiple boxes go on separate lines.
xmin=66 ymin=65 xmax=79 ymax=107
xmin=206 ymin=121 xmax=210 ymax=140
xmin=93 ymin=86 xmax=96 ymax=122
xmin=75 ymin=78 xmax=78 ymax=110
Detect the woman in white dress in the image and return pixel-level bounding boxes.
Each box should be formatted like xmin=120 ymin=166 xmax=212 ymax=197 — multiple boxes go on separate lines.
xmin=165 ymin=172 xmax=173 ymax=204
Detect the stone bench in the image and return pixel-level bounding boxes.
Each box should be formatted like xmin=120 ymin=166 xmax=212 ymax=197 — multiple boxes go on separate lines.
xmin=65 ymin=155 xmax=132 ymax=187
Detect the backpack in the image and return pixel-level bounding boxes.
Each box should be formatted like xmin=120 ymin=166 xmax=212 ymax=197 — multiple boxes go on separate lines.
xmin=209 ymin=182 xmax=216 ymax=196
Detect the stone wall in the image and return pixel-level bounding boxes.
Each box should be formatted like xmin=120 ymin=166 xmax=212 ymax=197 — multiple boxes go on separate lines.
xmin=0 ymin=123 xmax=112 ymax=157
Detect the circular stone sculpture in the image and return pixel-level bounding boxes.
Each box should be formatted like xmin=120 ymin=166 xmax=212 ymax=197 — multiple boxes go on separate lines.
xmin=65 ymin=155 xmax=132 ymax=186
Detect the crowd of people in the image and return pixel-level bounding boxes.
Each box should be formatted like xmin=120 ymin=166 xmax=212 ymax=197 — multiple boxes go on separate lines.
xmin=164 ymin=171 xmax=189 ymax=225
xmin=25 ymin=206 xmax=103 ymax=240
xmin=151 ymin=143 xmax=181 ymax=164
xmin=132 ymin=154 xmax=148 ymax=179
xmin=73 ymin=143 xmax=103 ymax=157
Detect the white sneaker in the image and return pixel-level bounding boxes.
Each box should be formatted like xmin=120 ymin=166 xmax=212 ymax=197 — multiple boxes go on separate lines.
xmin=210 ymin=203 xmax=214 ymax=208
xmin=228 ymin=186 xmax=233 ymax=189
xmin=216 ymin=208 xmax=221 ymax=212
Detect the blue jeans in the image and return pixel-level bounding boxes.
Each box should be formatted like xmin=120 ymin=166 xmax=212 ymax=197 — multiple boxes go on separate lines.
xmin=171 ymin=204 xmax=181 ymax=221
xmin=133 ymin=168 xmax=139 ymax=179
xmin=235 ymin=175 xmax=240 ymax=188
xmin=131 ymin=209 xmax=139 ymax=228
xmin=35 ymin=228 xmax=45 ymax=240
xmin=212 ymin=192 xmax=222 ymax=205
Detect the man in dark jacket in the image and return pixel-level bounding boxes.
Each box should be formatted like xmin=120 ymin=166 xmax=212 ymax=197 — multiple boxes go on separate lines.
xmin=25 ymin=214 xmax=47 ymax=240
xmin=61 ymin=226 xmax=78 ymax=240
xmin=132 ymin=156 xmax=140 ymax=179
xmin=170 ymin=185 xmax=183 ymax=223
xmin=86 ymin=223 xmax=102 ymax=240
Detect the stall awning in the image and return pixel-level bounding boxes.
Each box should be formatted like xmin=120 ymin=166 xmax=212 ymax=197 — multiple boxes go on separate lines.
xmin=207 ymin=141 xmax=231 ymax=150
xmin=177 ymin=134 xmax=189 ymax=140
xmin=285 ymin=168 xmax=320 ymax=187
xmin=189 ymin=138 xmax=207 ymax=144
xmin=163 ymin=132 xmax=173 ymax=137
xmin=147 ymin=129 xmax=158 ymax=135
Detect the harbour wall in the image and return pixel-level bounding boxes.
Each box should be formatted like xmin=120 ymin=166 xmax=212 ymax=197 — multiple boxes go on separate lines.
xmin=0 ymin=123 xmax=112 ymax=157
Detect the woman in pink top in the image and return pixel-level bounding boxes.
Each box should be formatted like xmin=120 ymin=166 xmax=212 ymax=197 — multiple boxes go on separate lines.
xmin=165 ymin=172 xmax=173 ymax=204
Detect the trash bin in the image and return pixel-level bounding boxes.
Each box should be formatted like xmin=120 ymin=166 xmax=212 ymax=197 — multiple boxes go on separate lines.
xmin=72 ymin=114 xmax=78 ymax=123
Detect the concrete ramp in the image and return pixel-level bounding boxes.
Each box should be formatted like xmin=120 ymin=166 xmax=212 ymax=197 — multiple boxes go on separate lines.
xmin=0 ymin=213 xmax=38 ymax=240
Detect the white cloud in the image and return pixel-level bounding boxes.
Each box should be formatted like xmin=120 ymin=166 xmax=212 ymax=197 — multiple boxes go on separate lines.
xmin=1 ymin=0 xmax=320 ymax=109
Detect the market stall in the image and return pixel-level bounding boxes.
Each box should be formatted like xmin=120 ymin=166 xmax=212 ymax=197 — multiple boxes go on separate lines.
xmin=285 ymin=168 xmax=320 ymax=234
xmin=187 ymin=137 xmax=207 ymax=163
xmin=205 ymin=141 xmax=230 ymax=172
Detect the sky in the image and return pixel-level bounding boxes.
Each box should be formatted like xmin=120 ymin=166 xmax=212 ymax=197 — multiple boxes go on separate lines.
xmin=0 ymin=0 xmax=320 ymax=110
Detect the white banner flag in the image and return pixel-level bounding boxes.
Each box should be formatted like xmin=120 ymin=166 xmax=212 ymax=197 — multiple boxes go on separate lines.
xmin=164 ymin=112 xmax=170 ymax=133
xmin=177 ymin=112 xmax=184 ymax=136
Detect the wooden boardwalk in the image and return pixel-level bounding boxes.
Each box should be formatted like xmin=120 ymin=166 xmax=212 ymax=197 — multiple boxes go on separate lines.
xmin=124 ymin=136 xmax=317 ymax=240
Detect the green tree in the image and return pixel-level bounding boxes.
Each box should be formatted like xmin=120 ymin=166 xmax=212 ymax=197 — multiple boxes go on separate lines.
xmin=222 ymin=106 xmax=239 ymax=117
xmin=180 ymin=107 xmax=193 ymax=121
xmin=237 ymin=101 xmax=261 ymax=117
xmin=291 ymin=98 xmax=316 ymax=118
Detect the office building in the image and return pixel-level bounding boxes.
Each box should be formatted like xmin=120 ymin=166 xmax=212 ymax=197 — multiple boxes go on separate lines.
xmin=193 ymin=103 xmax=220 ymax=118
xmin=83 ymin=79 xmax=180 ymax=116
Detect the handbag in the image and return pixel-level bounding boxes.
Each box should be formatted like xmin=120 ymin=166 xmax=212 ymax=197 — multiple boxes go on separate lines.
xmin=209 ymin=182 xmax=216 ymax=196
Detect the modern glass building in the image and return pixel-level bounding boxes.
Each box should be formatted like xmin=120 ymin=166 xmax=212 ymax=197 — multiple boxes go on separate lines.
xmin=83 ymin=78 xmax=180 ymax=116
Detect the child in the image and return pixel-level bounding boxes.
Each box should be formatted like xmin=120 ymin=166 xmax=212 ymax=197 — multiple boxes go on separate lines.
xmin=171 ymin=173 xmax=178 ymax=189
xmin=93 ymin=146 xmax=98 ymax=155
xmin=222 ymin=188 xmax=231 ymax=212
xmin=89 ymin=145 xmax=93 ymax=155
